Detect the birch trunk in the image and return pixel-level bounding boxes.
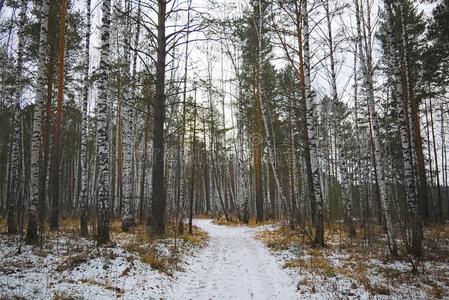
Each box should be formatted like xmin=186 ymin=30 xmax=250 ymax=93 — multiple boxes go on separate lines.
xmin=384 ymin=0 xmax=422 ymax=256
xmin=355 ymin=0 xmax=397 ymax=255
xmin=7 ymin=0 xmax=27 ymax=234
xmin=257 ymin=55 xmax=289 ymax=224
xmin=121 ymin=0 xmax=133 ymax=232
xmin=26 ymin=0 xmax=50 ymax=244
xmin=302 ymin=0 xmax=324 ymax=246
xmin=294 ymin=0 xmax=316 ymax=228
xmin=96 ymin=0 xmax=112 ymax=244
xmin=80 ymin=0 xmax=91 ymax=236
xmin=324 ymin=0 xmax=355 ymax=237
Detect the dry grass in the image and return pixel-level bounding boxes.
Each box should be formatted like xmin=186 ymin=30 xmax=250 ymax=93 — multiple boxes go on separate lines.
xmin=122 ymin=222 xmax=208 ymax=275
xmin=79 ymin=278 xmax=124 ymax=297
xmin=60 ymin=218 xmax=80 ymax=231
xmin=214 ymin=216 xmax=279 ymax=228
xmin=284 ymin=249 xmax=335 ymax=277
xmin=0 ymin=217 xmax=7 ymax=233
xmin=182 ymin=226 xmax=209 ymax=247
xmin=256 ymin=226 xmax=301 ymax=251
xmin=55 ymin=253 xmax=90 ymax=272
xmin=258 ymin=222 xmax=449 ymax=298
xmin=52 ymin=292 xmax=75 ymax=300
xmin=213 ymin=217 xmax=242 ymax=227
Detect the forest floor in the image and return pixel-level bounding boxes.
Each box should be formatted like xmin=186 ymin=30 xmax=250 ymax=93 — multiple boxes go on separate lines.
xmin=0 ymin=218 xmax=208 ymax=299
xmin=1 ymin=218 xmax=449 ymax=299
xmin=255 ymin=221 xmax=449 ymax=299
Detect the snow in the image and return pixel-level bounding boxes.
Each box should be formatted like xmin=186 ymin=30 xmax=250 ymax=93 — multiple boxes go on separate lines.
xmin=0 ymin=234 xmax=172 ymax=299
xmin=166 ymin=219 xmax=299 ymax=299
xmin=0 ymin=220 xmax=300 ymax=299
xmin=2 ymin=220 xmax=447 ymax=299
xmin=257 ymin=226 xmax=449 ymax=299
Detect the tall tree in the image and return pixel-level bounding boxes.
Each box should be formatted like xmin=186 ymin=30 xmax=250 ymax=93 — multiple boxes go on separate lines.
xmin=355 ymin=0 xmax=398 ymax=255
xmin=323 ymin=0 xmax=355 ymax=237
xmin=26 ymin=0 xmax=50 ymax=244
xmin=7 ymin=0 xmax=27 ymax=234
xmin=121 ymin=0 xmax=133 ymax=232
xmin=96 ymin=0 xmax=112 ymax=244
xmin=80 ymin=0 xmax=91 ymax=237
xmin=150 ymin=0 xmax=168 ymax=236
xmin=383 ymin=0 xmax=423 ymax=257
xmin=49 ymin=0 xmax=68 ymax=230
xmin=301 ymin=0 xmax=324 ymax=246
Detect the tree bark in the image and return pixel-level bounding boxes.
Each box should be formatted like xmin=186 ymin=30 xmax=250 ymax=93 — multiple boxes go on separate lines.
xmin=150 ymin=0 xmax=168 ymax=236
xmin=26 ymin=0 xmax=50 ymax=244
xmin=80 ymin=0 xmax=91 ymax=237
xmin=50 ymin=0 xmax=68 ymax=231
xmin=96 ymin=0 xmax=112 ymax=245
xmin=355 ymin=0 xmax=397 ymax=255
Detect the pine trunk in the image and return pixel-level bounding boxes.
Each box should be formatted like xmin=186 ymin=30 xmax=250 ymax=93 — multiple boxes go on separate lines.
xmin=150 ymin=0 xmax=168 ymax=236
xmin=49 ymin=0 xmax=68 ymax=231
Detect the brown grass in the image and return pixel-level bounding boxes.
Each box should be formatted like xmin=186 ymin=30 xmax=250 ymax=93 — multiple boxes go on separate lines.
xmin=55 ymin=253 xmax=90 ymax=272
xmin=256 ymin=226 xmax=300 ymax=251
xmin=0 ymin=217 xmax=7 ymax=233
xmin=213 ymin=217 xmax=242 ymax=227
xmin=182 ymin=227 xmax=209 ymax=247
xmin=79 ymin=278 xmax=124 ymax=297
xmin=122 ymin=223 xmax=208 ymax=275
xmin=214 ymin=216 xmax=279 ymax=228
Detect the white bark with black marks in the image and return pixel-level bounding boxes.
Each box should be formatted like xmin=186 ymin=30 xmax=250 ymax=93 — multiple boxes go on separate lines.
xmin=96 ymin=0 xmax=112 ymax=244
xmin=26 ymin=0 xmax=50 ymax=243
xmin=7 ymin=0 xmax=27 ymax=234
xmin=302 ymin=0 xmax=324 ymax=246
xmin=355 ymin=0 xmax=397 ymax=255
xmin=80 ymin=0 xmax=91 ymax=237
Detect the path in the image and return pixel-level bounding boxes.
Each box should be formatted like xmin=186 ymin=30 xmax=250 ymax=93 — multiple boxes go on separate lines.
xmin=167 ymin=219 xmax=298 ymax=300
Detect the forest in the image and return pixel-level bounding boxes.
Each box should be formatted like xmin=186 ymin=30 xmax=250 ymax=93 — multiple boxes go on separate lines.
xmin=0 ymin=0 xmax=448 ymax=299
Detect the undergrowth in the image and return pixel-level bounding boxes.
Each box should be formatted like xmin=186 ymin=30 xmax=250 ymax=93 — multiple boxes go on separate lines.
xmin=256 ymin=222 xmax=449 ymax=299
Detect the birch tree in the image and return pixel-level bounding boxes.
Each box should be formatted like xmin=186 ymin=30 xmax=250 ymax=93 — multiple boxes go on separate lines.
xmin=323 ymin=0 xmax=355 ymax=237
xmin=255 ymin=1 xmax=290 ymax=222
xmin=80 ymin=0 xmax=92 ymax=237
xmin=26 ymin=0 xmax=50 ymax=244
xmin=301 ymin=0 xmax=325 ymax=246
xmin=96 ymin=0 xmax=112 ymax=244
xmin=355 ymin=0 xmax=397 ymax=255
xmin=7 ymin=0 xmax=27 ymax=234
xmin=383 ymin=0 xmax=423 ymax=257
xmin=121 ymin=0 xmax=133 ymax=232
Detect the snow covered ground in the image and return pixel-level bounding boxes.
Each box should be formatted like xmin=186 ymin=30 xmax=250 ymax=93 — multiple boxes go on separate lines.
xmin=0 ymin=219 xmax=299 ymax=299
xmin=0 ymin=231 xmax=173 ymax=299
xmin=1 ymin=219 xmax=448 ymax=299
xmin=256 ymin=224 xmax=449 ymax=299
xmin=166 ymin=219 xmax=298 ymax=299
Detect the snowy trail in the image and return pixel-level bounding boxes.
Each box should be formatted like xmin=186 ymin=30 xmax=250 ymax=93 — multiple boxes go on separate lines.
xmin=167 ymin=219 xmax=298 ymax=300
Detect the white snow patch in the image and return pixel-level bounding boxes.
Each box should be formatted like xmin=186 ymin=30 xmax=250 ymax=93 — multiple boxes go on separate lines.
xmin=166 ymin=219 xmax=299 ymax=299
